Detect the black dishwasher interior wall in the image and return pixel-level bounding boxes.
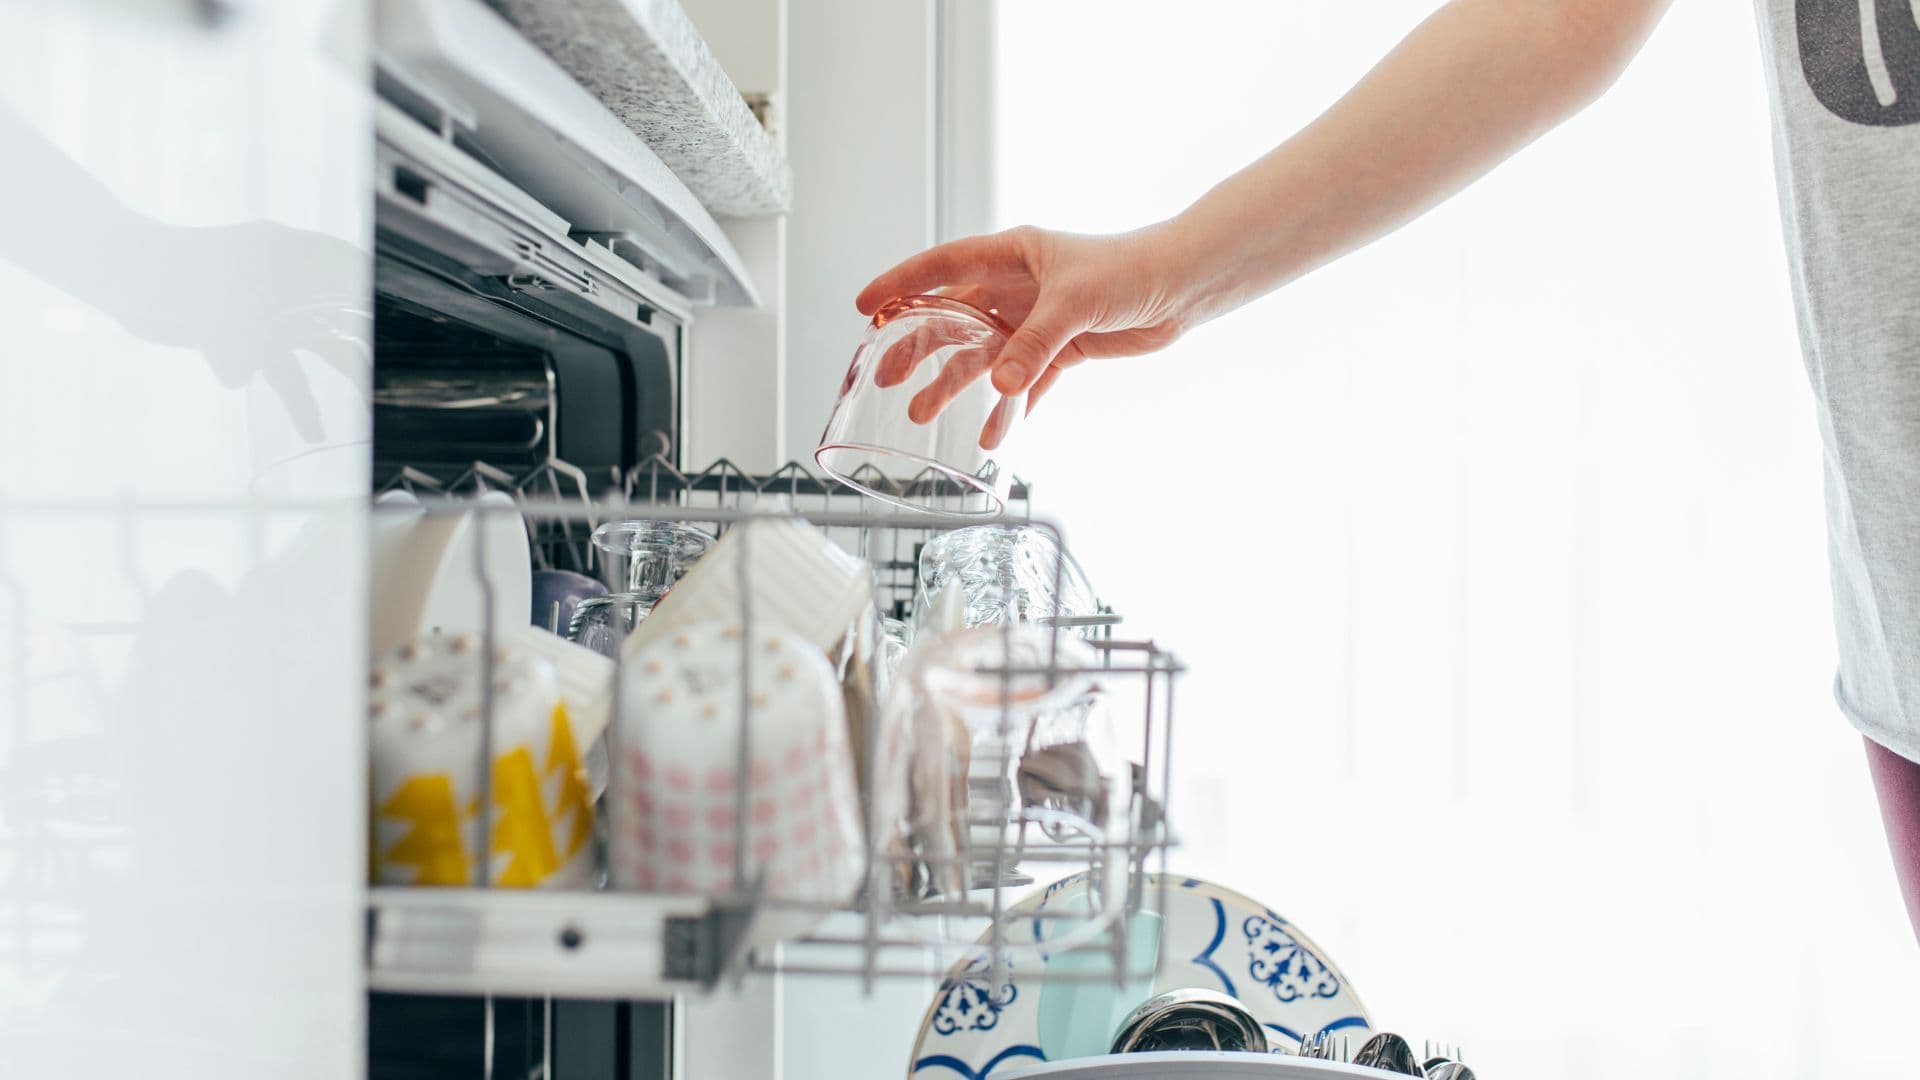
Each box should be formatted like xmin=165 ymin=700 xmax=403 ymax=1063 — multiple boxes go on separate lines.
xmin=371 ymin=231 xmax=680 ymax=497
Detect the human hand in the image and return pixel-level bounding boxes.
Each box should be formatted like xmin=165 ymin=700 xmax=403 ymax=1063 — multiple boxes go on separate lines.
xmin=854 ymin=223 xmax=1198 ymax=426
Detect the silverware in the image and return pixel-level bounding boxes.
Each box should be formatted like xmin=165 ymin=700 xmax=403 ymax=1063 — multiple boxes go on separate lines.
xmin=1299 ymin=1031 xmax=1350 ymax=1062
xmin=1108 ymin=988 xmax=1269 ymax=1055
xmin=1351 ymin=1032 xmax=1424 ymax=1075
xmin=1422 ymin=1039 xmax=1474 ymax=1079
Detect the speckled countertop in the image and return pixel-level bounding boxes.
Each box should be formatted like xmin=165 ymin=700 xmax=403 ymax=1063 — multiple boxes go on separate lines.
xmin=485 ymin=0 xmax=791 ymax=217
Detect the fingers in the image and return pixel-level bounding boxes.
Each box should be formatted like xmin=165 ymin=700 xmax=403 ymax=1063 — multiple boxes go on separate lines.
xmin=979 ymin=394 xmax=1018 ymax=451
xmin=1025 ymin=364 xmax=1065 ymax=416
xmin=940 ymin=283 xmax=989 ymax=308
xmin=856 ymin=233 xmax=1014 ymax=315
xmin=990 ymin=297 xmax=1081 ymax=395
xmin=906 ymin=346 xmax=995 ymax=423
xmin=874 ymin=319 xmax=973 ymax=388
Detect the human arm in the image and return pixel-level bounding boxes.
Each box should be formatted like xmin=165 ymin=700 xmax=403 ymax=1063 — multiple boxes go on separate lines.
xmin=856 ymin=0 xmax=1675 ymax=415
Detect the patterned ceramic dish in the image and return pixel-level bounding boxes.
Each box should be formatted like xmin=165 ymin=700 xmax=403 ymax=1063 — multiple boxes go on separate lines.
xmin=998 ymin=1053 xmax=1396 ymax=1078
xmin=908 ymin=874 xmax=1371 ymax=1080
xmin=610 ymin=622 xmax=864 ymax=942
xmin=368 ymin=632 xmax=595 ymax=889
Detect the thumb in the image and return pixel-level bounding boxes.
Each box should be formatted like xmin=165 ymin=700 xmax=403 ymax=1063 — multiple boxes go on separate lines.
xmin=991 ymin=297 xmax=1080 ymax=396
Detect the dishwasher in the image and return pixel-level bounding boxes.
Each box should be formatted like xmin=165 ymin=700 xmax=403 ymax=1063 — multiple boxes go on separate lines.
xmin=0 ymin=3 xmax=1419 ymax=1077
xmin=360 ymin=4 xmax=1178 ymax=1076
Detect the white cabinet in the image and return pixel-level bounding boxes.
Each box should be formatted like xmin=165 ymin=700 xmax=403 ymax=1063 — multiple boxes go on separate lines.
xmin=0 ymin=2 xmax=373 ymax=1078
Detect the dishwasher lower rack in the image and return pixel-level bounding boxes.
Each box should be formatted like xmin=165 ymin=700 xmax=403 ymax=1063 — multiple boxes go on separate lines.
xmin=365 ymin=465 xmax=1182 ymax=1000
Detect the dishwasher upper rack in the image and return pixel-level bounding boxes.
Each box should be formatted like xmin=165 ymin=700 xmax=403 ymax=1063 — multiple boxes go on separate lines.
xmin=614 ymin=453 xmax=1045 ymax=625
xmin=378 ymin=453 xmax=1053 ymax=625
xmin=364 ymin=494 xmax=1178 ymax=999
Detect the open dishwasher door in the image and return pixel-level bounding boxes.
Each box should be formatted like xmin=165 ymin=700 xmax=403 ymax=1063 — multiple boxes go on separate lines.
xmin=0 ymin=4 xmax=373 ymax=1079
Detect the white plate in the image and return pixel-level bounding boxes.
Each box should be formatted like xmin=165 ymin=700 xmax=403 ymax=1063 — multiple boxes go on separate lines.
xmin=371 ymin=491 xmax=533 ymax=653
xmin=1001 ymin=1052 xmax=1393 ymax=1078
xmin=369 ymin=490 xmax=456 ymax=656
xmin=423 ymin=492 xmax=533 ymax=642
xmin=909 ymin=874 xmax=1371 ymax=1079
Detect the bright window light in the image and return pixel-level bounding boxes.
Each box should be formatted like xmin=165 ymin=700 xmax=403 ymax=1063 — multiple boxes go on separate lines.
xmin=997 ymin=3 xmax=1920 ymax=1076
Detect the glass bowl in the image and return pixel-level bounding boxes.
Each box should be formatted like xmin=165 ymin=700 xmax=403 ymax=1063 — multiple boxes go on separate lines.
xmin=815 ymin=295 xmax=1022 ymax=517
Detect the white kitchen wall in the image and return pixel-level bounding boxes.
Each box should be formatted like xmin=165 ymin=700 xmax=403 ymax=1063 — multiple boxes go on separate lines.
xmin=681 ymin=0 xmax=790 ymax=473
xmin=780 ymin=0 xmax=940 ymax=467
xmin=997 ymin=2 xmax=1920 ymax=1078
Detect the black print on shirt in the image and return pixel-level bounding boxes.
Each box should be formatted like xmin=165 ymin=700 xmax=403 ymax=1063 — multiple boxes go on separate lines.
xmin=1797 ymin=0 xmax=1920 ymax=126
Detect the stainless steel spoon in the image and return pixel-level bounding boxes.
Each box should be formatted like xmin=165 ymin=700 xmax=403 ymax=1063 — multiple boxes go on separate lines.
xmin=1108 ymin=988 xmax=1268 ymax=1055
xmin=1351 ymin=1032 xmax=1425 ymax=1075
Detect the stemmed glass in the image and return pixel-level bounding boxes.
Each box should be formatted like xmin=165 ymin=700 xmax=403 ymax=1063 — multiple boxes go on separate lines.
xmin=566 ymin=520 xmax=716 ymax=657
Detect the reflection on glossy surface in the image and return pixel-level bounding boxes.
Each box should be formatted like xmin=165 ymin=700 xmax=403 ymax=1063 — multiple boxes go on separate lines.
xmin=0 ymin=6 xmax=373 ymax=503
xmin=0 ymin=1 xmax=371 ymax=1076
xmin=0 ymin=98 xmax=371 ymax=495
xmin=2 ymin=507 xmax=367 ymax=1074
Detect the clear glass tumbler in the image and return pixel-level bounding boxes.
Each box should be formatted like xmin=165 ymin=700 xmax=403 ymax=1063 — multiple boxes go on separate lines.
xmin=918 ymin=524 xmax=1100 ymax=633
xmin=815 ymin=295 xmax=1022 ymax=517
xmin=566 ymin=520 xmax=715 ymax=658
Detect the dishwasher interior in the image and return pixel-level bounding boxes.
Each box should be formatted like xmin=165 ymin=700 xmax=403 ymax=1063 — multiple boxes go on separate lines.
xmin=363 ymin=22 xmax=1180 ymax=1078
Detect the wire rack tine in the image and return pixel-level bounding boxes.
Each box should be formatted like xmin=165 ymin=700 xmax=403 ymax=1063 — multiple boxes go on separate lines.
xmin=377 ymin=464 xmax=444 ymax=497
xmin=622 ymin=452 xmax=689 ymax=510
xmin=515 ymin=457 xmax=597 ymax=571
xmin=449 ymin=459 xmax=517 ymax=498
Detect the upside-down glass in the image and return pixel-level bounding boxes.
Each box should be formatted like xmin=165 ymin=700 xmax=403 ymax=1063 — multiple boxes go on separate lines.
xmin=566 ymin=521 xmax=715 ymax=658
xmin=918 ymin=524 xmax=1100 ymax=634
xmin=815 ymin=295 xmax=1022 ymax=517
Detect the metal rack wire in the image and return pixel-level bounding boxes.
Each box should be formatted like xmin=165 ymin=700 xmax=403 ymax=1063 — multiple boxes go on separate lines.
xmin=617 ymin=453 xmax=1038 ymax=621
xmin=361 ymin=457 xmax=1179 ymax=999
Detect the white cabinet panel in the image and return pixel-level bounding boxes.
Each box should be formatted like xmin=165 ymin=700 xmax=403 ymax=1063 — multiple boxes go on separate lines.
xmin=0 ymin=2 xmax=371 ymax=1077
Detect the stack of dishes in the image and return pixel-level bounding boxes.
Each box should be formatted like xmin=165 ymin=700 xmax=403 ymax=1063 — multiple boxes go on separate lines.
xmin=909 ymin=874 xmax=1373 ymax=1079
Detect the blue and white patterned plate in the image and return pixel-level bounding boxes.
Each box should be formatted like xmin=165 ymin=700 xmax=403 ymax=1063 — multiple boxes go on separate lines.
xmin=908 ymin=874 xmax=1372 ymax=1080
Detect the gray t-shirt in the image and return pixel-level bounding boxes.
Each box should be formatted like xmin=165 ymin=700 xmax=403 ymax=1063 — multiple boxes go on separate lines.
xmin=1756 ymin=1 xmax=1920 ymax=762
